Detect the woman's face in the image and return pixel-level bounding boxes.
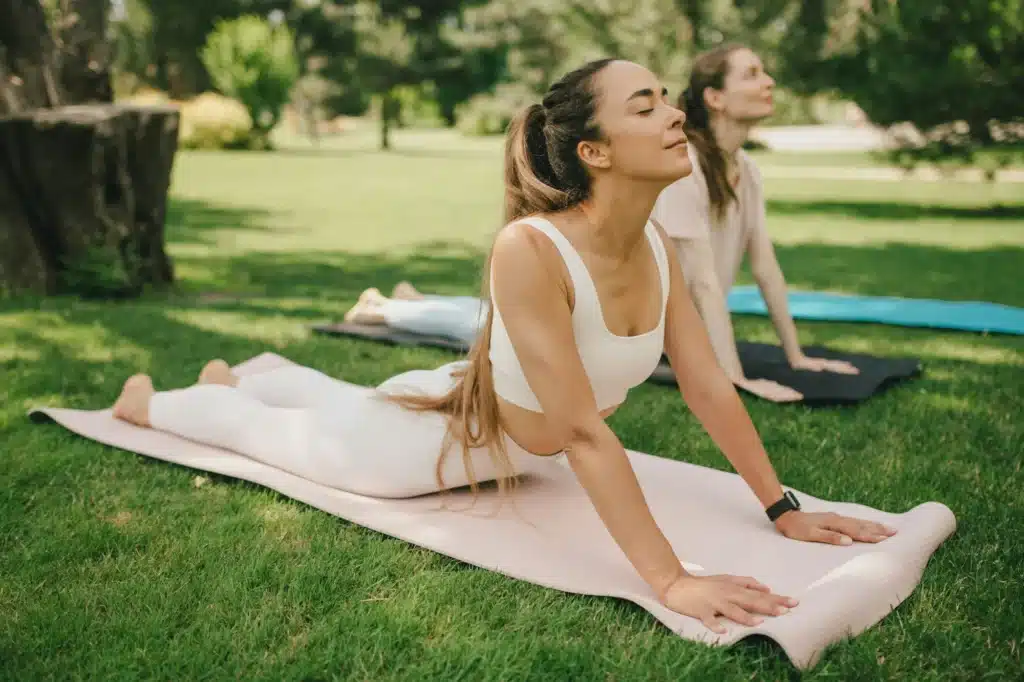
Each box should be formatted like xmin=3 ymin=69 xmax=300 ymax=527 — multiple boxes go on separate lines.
xmin=579 ymin=60 xmax=692 ymax=185
xmin=712 ymin=48 xmax=776 ymax=123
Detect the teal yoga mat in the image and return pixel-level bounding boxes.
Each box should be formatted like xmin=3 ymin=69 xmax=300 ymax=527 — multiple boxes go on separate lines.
xmin=727 ymin=286 xmax=1024 ymax=336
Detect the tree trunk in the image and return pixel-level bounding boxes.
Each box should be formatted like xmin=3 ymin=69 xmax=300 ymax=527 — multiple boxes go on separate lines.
xmin=0 ymin=0 xmax=65 ymax=113
xmin=55 ymin=0 xmax=115 ymax=105
xmin=379 ymin=91 xmax=399 ymax=150
xmin=0 ymin=104 xmax=180 ymax=297
xmin=0 ymin=0 xmax=180 ymax=298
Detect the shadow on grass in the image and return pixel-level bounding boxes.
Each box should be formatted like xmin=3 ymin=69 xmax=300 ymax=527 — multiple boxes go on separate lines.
xmin=170 ymin=240 xmax=1023 ymax=310
xmin=165 ymin=198 xmax=279 ymax=247
xmin=177 ymin=240 xmax=487 ymax=304
xmin=766 ymin=199 xmax=1024 ymax=221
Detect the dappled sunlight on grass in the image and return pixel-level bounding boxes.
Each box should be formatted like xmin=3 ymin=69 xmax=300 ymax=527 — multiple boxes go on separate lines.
xmin=914 ymin=391 xmax=974 ymax=415
xmin=163 ymin=309 xmax=311 ymax=346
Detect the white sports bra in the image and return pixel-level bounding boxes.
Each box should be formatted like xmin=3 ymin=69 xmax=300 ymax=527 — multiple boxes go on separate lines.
xmin=488 ymin=216 xmax=670 ymax=413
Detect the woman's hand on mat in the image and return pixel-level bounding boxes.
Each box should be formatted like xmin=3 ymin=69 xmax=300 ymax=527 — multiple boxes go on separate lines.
xmin=735 ymin=377 xmax=803 ymax=403
xmin=774 ymin=511 xmax=897 ymax=546
xmin=789 ymin=354 xmax=860 ymax=375
xmin=663 ymin=574 xmax=799 ymax=634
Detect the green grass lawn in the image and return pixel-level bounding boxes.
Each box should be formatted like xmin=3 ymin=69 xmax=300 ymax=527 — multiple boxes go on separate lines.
xmin=2 ymin=130 xmax=1023 ymax=680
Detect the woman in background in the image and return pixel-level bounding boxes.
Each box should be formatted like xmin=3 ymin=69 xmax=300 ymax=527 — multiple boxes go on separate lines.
xmin=651 ymin=44 xmax=858 ymax=402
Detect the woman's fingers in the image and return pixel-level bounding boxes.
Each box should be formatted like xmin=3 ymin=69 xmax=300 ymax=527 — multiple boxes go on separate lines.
xmin=732 ymin=588 xmax=795 ymax=617
xmin=699 ymin=609 xmax=728 ymax=635
xmin=724 ymin=575 xmax=770 ymax=592
xmin=824 ymin=515 xmax=897 ymax=543
xmin=715 ymin=599 xmax=763 ymax=627
xmin=807 ymin=524 xmax=853 ymax=546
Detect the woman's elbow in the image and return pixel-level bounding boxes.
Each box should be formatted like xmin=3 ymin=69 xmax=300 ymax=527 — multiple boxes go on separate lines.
xmin=559 ymin=417 xmax=613 ymax=456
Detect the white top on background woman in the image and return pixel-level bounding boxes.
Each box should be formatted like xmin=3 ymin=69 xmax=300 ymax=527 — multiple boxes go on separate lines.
xmin=652 ymin=44 xmax=858 ymax=402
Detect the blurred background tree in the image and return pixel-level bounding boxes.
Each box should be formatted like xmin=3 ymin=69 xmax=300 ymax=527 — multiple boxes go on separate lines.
xmin=98 ymin=0 xmax=1021 ymax=168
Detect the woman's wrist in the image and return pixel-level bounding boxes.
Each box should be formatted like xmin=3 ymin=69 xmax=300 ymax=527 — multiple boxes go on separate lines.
xmin=651 ymin=566 xmax=689 ymax=603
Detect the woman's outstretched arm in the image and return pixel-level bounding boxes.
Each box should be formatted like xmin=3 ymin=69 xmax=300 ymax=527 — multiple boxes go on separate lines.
xmin=493 ymin=221 xmax=799 ymax=630
xmin=656 ymin=223 xmax=894 ymax=545
xmin=743 ymin=162 xmax=857 ymax=375
xmin=657 ymin=224 xmax=789 ymax=509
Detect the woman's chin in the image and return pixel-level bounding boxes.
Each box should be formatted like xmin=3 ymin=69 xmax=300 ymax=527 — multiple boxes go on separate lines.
xmin=670 ymin=156 xmax=694 ymax=179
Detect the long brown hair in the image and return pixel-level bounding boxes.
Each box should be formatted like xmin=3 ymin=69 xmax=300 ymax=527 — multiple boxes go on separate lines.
xmin=679 ymin=43 xmax=746 ymax=222
xmin=387 ymin=58 xmax=615 ymax=498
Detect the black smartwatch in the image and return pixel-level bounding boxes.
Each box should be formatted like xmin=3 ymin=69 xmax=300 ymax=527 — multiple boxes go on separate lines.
xmin=766 ymin=491 xmax=801 ymax=522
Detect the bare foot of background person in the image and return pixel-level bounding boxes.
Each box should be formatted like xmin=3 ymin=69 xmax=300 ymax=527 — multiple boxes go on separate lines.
xmin=344 ymin=288 xmax=389 ymax=324
xmin=391 ymin=281 xmax=424 ymax=300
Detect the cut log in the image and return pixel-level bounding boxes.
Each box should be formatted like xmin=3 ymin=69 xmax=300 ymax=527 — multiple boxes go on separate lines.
xmin=0 ymin=103 xmax=180 ymax=297
xmin=118 ymin=105 xmax=180 ymax=286
xmin=0 ymin=154 xmax=53 ymax=293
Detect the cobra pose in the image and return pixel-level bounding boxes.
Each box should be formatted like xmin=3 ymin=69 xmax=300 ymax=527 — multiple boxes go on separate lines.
xmin=651 ymin=44 xmax=859 ymax=402
xmin=112 ymin=59 xmax=895 ymax=634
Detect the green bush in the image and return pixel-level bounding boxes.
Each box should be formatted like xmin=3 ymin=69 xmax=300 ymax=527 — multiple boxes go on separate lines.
xmin=455 ymin=83 xmax=537 ymax=137
xmin=200 ymin=15 xmax=299 ymax=148
xmin=392 ymin=83 xmax=446 ymax=129
xmin=178 ymin=93 xmax=254 ymax=150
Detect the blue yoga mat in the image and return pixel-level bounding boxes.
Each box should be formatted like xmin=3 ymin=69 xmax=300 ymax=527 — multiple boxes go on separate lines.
xmin=727 ymin=286 xmax=1024 ymax=335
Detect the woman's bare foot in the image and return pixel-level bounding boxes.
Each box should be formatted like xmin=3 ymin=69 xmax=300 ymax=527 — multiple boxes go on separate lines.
xmin=391 ymin=281 xmax=424 ymax=300
xmin=344 ymin=287 xmax=389 ymax=324
xmin=198 ymin=359 xmax=238 ymax=387
xmin=112 ymin=374 xmax=155 ymax=427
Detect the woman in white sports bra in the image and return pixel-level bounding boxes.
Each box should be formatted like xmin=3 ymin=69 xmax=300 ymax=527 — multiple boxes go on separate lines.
xmin=110 ymin=58 xmax=894 ymax=634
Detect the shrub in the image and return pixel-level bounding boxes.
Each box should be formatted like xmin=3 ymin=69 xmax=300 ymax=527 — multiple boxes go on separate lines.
xmin=178 ymin=93 xmax=254 ymax=150
xmin=200 ymin=15 xmax=299 ymax=149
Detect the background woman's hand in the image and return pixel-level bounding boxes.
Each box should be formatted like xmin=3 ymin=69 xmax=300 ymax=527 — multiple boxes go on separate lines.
xmin=736 ymin=377 xmax=803 ymax=403
xmin=790 ymin=354 xmax=860 ymax=375
xmin=774 ymin=510 xmax=897 ymax=546
xmin=660 ymin=573 xmax=799 ymax=634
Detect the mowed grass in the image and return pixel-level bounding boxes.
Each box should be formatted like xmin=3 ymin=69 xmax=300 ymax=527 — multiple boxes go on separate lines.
xmin=2 ymin=129 xmax=1023 ymax=680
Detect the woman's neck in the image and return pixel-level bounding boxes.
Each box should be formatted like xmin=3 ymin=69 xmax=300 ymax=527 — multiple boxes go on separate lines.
xmin=709 ymin=114 xmax=752 ymax=158
xmin=575 ymin=176 xmax=661 ymax=259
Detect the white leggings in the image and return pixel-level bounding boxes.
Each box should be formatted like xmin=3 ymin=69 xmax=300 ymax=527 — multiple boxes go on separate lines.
xmin=148 ymin=362 xmax=542 ymax=498
xmin=380 ymin=295 xmax=488 ymax=346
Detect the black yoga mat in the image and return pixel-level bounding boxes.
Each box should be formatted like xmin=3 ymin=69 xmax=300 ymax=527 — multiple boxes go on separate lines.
xmin=311 ymin=322 xmax=922 ymax=407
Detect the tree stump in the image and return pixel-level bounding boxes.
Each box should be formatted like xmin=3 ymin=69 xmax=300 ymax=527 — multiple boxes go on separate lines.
xmin=0 ymin=103 xmax=180 ymax=297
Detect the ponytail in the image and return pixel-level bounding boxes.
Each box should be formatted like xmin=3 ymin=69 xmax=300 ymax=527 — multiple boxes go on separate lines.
xmin=384 ymin=59 xmax=614 ymax=504
xmin=503 ymin=104 xmax=569 ymax=223
xmin=681 ymin=44 xmax=746 ymax=223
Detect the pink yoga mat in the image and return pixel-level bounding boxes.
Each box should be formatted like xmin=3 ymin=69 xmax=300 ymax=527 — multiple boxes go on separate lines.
xmin=29 ymin=352 xmax=956 ymax=670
